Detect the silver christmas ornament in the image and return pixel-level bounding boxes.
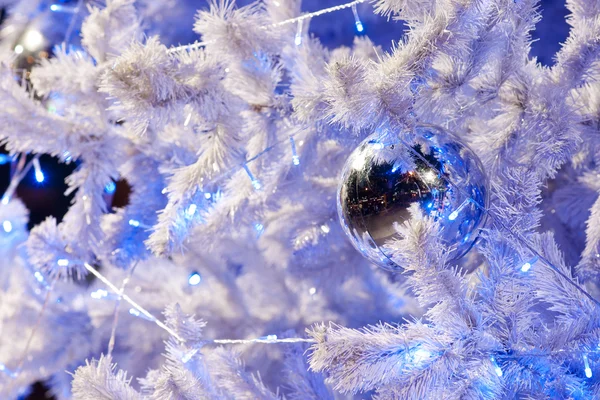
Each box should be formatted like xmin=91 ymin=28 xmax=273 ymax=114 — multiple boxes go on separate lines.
xmin=337 ymin=125 xmax=488 ymax=271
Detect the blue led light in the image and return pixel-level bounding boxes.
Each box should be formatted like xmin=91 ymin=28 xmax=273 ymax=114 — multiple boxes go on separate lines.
xmin=490 ymin=356 xmax=503 ymax=377
xmin=91 ymin=289 xmax=109 ymax=299
xmin=520 ymin=256 xmax=538 ymax=273
xmin=290 ymin=137 xmax=300 ymax=165
xmin=351 ymin=4 xmax=364 ymax=33
xmin=105 ymin=181 xmax=116 ymax=194
xmin=35 ymin=169 xmax=44 ymax=183
xmin=188 ymin=272 xmax=201 ymax=286
xmin=129 ymin=219 xmax=140 ymax=227
xmin=50 ymin=4 xmax=59 ymax=11
xmin=243 ymin=165 xmax=261 ymax=190
xmin=185 ymin=204 xmax=197 ymax=218
xmin=584 ymin=354 xmax=592 ymax=378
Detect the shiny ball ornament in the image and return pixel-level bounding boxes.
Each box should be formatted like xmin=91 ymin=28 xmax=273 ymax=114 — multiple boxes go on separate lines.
xmin=337 ymin=125 xmax=488 ymax=271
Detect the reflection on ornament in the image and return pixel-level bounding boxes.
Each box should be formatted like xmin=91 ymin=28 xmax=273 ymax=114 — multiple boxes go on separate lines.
xmin=337 ymin=125 xmax=488 ymax=271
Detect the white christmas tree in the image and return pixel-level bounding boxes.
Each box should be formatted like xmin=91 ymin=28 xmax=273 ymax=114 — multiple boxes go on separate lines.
xmin=0 ymin=0 xmax=598 ymax=399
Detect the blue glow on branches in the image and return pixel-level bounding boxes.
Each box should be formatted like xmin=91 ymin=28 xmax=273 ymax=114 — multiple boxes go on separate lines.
xmin=188 ymin=272 xmax=202 ymax=286
xmin=411 ymin=348 xmax=431 ymax=364
xmin=2 ymin=221 xmax=12 ymax=233
xmin=0 ymin=154 xmax=11 ymax=165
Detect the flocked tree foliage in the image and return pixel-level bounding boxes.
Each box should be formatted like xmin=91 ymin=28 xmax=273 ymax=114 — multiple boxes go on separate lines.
xmin=0 ymin=0 xmax=598 ymax=399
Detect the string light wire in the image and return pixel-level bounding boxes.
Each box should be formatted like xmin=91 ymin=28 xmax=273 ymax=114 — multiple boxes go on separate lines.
xmin=168 ymin=0 xmax=366 ymax=54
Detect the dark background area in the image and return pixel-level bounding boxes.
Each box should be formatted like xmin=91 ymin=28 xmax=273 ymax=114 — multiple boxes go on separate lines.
xmin=0 ymin=0 xmax=569 ymax=398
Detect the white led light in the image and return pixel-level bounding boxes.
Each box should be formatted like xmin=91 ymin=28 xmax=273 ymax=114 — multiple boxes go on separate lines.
xmin=2 ymin=221 xmax=12 ymax=233
xmin=22 ymin=29 xmax=44 ymax=51
xmin=57 ymin=259 xmax=69 ymax=267
xmin=188 ymin=272 xmax=201 ymax=286
xmin=34 ymin=271 xmax=44 ymax=283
